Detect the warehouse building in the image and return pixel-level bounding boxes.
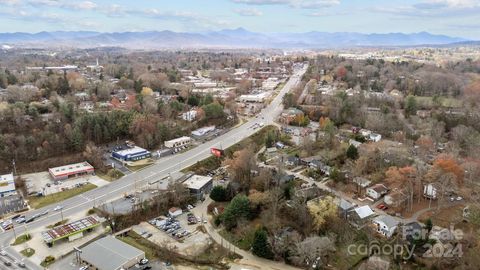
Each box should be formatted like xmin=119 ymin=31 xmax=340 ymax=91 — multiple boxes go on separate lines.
xmin=164 ymin=136 xmax=192 ymax=149
xmin=0 ymin=173 xmax=17 ymax=197
xmin=80 ymin=236 xmax=145 ymax=270
xmin=48 ymin=162 xmax=94 ymax=181
xmin=112 ymin=146 xmax=151 ymax=162
xmin=183 ymin=174 xmax=213 ymax=200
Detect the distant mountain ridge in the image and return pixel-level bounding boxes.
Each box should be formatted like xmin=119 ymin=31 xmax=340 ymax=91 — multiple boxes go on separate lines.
xmin=0 ymin=28 xmax=469 ymax=49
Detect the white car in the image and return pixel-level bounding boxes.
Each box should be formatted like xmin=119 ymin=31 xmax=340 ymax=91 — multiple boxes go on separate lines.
xmin=53 ymin=205 xmax=63 ymax=211
xmin=0 ymin=250 xmax=6 ymax=256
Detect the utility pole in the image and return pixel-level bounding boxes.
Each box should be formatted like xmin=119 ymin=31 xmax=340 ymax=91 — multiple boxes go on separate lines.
xmin=60 ymin=208 xmax=64 ymax=222
xmin=12 ymin=159 xmax=17 ymax=175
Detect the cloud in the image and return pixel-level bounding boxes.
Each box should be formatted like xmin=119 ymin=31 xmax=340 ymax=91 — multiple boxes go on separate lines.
xmin=232 ymin=0 xmax=340 ymax=9
xmin=137 ymin=9 xmax=231 ymax=30
xmin=374 ymin=0 xmax=480 ymax=17
xmin=234 ymin=8 xmax=263 ymax=16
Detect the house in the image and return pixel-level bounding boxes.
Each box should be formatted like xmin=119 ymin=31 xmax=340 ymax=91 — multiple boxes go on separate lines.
xmin=181 ymin=109 xmax=198 ymax=121
xmin=279 ymin=107 xmax=304 ymax=125
xmin=366 ymin=184 xmax=389 ymax=200
xmin=80 ymin=235 xmax=145 ymax=270
xmin=182 ymin=175 xmax=213 ymax=200
xmin=168 ymin=207 xmax=182 ymax=217
xmin=373 ymin=215 xmax=399 ymax=238
xmin=338 ymin=198 xmax=355 ymax=219
xmin=285 ymin=156 xmax=300 ymax=167
xmin=349 ymin=139 xmax=362 ymax=148
xmin=423 ymin=183 xmax=437 ymax=199
xmin=353 ymin=177 xmax=372 ymax=188
xmin=403 ymin=222 xmax=424 ymax=243
xmin=369 ymin=133 xmax=382 ymax=142
xmin=348 ymin=205 xmax=375 ymax=227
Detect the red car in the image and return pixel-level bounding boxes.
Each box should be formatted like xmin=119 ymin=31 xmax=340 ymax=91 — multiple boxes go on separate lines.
xmin=376 ymin=204 xmax=388 ymax=210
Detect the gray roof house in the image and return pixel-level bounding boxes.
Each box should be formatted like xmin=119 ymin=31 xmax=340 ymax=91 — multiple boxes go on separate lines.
xmin=373 ymin=215 xmax=399 ymax=238
xmin=80 ymin=236 xmax=145 ymax=270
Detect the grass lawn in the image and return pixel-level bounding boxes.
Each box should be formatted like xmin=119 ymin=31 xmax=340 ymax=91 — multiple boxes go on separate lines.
xmin=20 ymin=248 xmax=35 ymax=257
xmin=218 ymin=228 xmax=255 ymax=251
xmin=118 ymin=231 xmax=157 ymax=260
xmin=97 ymin=169 xmax=125 ymax=182
xmin=28 ymin=183 xmax=97 ymax=209
xmin=12 ymin=234 xmax=31 ymax=245
xmin=126 ymin=159 xmax=154 ymax=171
xmin=40 ymin=256 xmax=55 ymax=267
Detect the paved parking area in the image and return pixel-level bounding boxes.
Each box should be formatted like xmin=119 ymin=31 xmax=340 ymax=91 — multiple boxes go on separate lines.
xmin=22 ymin=172 xmax=110 ymax=196
xmin=0 ymin=195 xmax=26 ymax=216
xmin=133 ymin=211 xmax=211 ymax=257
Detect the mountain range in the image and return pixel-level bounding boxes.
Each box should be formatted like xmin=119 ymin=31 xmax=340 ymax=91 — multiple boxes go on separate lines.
xmin=0 ymin=28 xmax=470 ymax=49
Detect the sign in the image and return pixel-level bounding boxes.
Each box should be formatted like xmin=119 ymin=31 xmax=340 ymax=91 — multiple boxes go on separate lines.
xmin=211 ymin=148 xmax=224 ymax=158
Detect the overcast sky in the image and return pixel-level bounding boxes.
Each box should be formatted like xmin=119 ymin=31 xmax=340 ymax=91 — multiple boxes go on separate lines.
xmin=0 ymin=0 xmax=479 ymax=39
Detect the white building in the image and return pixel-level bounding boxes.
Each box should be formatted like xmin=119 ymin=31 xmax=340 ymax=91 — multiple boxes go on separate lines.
xmin=0 ymin=173 xmax=17 ymax=197
xmin=373 ymin=215 xmax=399 ymax=238
xmin=168 ymin=207 xmax=183 ymax=217
xmin=182 ymin=110 xmax=197 ymax=121
xmin=424 ymin=183 xmax=437 ymax=199
xmin=239 ymin=92 xmax=270 ymax=103
xmin=191 ymin=126 xmax=216 ymax=137
xmin=366 ymin=184 xmax=389 ymax=200
xmin=164 ymin=136 xmax=192 ymax=149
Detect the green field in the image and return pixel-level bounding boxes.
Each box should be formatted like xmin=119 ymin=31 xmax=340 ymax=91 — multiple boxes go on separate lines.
xmin=28 ymin=183 xmax=97 ymax=209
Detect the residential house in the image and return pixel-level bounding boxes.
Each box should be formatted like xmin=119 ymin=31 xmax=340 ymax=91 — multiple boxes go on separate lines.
xmin=366 ymin=184 xmax=389 ymax=200
xmin=423 ymin=183 xmax=438 ymax=199
xmin=285 ymin=156 xmax=300 ymax=167
xmin=279 ymin=107 xmax=304 ymax=125
xmin=373 ymin=215 xmax=399 ymax=238
xmin=403 ymin=222 xmax=424 ymax=243
xmin=338 ymin=198 xmax=355 ymax=219
xmin=348 ymin=205 xmax=375 ymax=228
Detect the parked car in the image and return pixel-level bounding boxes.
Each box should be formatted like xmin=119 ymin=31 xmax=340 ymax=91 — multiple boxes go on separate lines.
xmin=139 ymin=258 xmax=149 ymax=265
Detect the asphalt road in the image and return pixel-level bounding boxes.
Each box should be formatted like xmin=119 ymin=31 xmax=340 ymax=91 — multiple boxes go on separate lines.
xmin=0 ymin=64 xmax=308 ymax=270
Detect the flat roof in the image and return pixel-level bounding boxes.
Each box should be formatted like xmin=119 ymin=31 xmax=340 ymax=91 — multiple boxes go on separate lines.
xmin=165 ymin=136 xmax=191 ymax=144
xmin=113 ymin=146 xmax=150 ymax=157
xmin=0 ymin=173 xmax=15 ymax=194
xmin=183 ymin=175 xmax=212 ymax=190
xmin=80 ymin=236 xmax=144 ymax=270
xmin=48 ymin=162 xmax=94 ymax=177
xmin=42 ymin=216 xmax=100 ymax=243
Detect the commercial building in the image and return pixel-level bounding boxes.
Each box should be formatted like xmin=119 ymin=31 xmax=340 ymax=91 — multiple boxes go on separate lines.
xmin=191 ymin=126 xmax=216 ymax=137
xmin=42 ymin=216 xmax=101 ymax=246
xmin=112 ymin=146 xmax=151 ymax=162
xmin=0 ymin=173 xmax=17 ymax=197
xmin=239 ymin=92 xmax=270 ymax=103
xmin=80 ymin=236 xmax=145 ymax=270
xmin=48 ymin=162 xmax=94 ymax=181
xmin=183 ymin=174 xmax=213 ymax=200
xmin=164 ymin=136 xmax=192 ymax=149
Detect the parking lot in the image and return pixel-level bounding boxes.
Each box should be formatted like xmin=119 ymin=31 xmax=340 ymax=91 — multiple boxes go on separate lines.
xmin=23 ymin=172 xmax=110 ymax=196
xmin=133 ymin=210 xmax=211 ymax=257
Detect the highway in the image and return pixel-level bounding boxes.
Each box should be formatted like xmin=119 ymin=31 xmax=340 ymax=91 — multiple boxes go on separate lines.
xmin=0 ymin=64 xmax=308 ymax=269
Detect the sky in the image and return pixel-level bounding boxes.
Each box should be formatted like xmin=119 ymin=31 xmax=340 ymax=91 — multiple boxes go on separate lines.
xmin=0 ymin=0 xmax=479 ymax=39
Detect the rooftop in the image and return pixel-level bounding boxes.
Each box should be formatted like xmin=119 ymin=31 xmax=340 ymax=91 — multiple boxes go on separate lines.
xmin=0 ymin=173 xmax=15 ymax=194
xmin=374 ymin=215 xmax=399 ymax=228
xmin=80 ymin=236 xmax=145 ymax=270
xmin=113 ymin=146 xmax=150 ymax=157
xmin=353 ymin=205 xmax=375 ymax=219
xmin=42 ymin=216 xmax=100 ymax=243
xmin=48 ymin=162 xmax=94 ymax=177
xmin=183 ymin=175 xmax=212 ymax=190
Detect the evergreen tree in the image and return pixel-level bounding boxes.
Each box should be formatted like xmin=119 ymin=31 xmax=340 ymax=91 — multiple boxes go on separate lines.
xmin=252 ymin=228 xmax=274 ymax=259
xmin=210 ymin=186 xmax=227 ymax=202
xmin=346 ymin=144 xmax=359 ymax=160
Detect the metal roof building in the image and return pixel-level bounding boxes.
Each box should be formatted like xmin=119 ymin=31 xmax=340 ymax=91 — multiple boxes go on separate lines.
xmin=0 ymin=173 xmax=17 ymax=197
xmin=48 ymin=162 xmax=94 ymax=181
xmin=42 ymin=216 xmax=100 ymax=245
xmin=80 ymin=236 xmax=145 ymax=270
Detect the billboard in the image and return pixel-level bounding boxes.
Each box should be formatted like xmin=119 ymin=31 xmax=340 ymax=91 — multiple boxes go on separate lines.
xmin=211 ymin=148 xmax=224 ymax=158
